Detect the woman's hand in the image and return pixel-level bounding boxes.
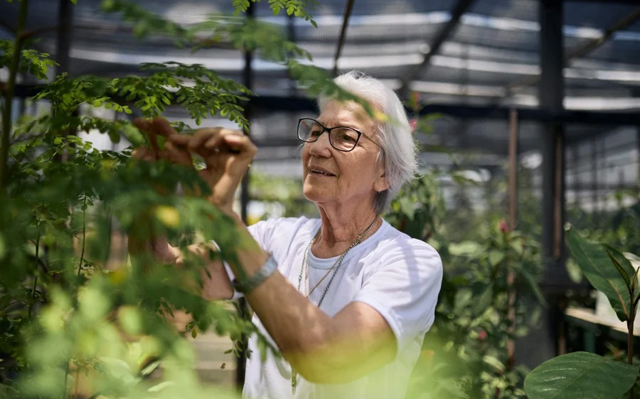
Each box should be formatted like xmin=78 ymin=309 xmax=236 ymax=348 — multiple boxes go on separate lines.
xmin=128 ymin=118 xmax=235 ymax=300
xmin=168 ymin=127 xmax=257 ymax=213
xmin=132 ymin=118 xmax=192 ymax=168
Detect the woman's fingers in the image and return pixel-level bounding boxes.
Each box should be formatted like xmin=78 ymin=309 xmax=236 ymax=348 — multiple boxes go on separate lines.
xmin=219 ymin=133 xmax=257 ymax=158
xmin=132 ymin=120 xmax=256 ymax=173
xmin=151 ymin=118 xmax=180 ymax=138
xmin=134 ymin=117 xmax=160 ymax=153
xmin=133 ymin=118 xmax=151 ymax=132
xmin=133 ymin=118 xmax=195 ymax=168
xmin=131 ymin=146 xmax=156 ymax=162
xmin=159 ymin=141 xmax=193 ymax=167
xmin=168 ymin=128 xmax=244 ymax=150
xmin=169 ymin=135 xmax=190 ymax=146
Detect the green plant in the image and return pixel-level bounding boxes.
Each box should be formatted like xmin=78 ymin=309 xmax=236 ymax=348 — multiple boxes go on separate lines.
xmin=0 ymin=0 xmax=374 ymax=397
xmin=386 ymin=171 xmax=544 ymax=399
xmin=524 ymin=226 xmax=640 ymax=399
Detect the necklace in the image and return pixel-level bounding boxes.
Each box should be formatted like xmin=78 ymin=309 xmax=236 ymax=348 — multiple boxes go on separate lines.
xmin=291 ymin=216 xmax=378 ymax=394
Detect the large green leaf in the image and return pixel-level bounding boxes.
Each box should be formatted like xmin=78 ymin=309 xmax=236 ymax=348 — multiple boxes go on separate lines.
xmin=566 ymin=227 xmax=632 ymax=321
xmin=605 ymin=245 xmax=638 ymax=290
xmin=524 ymin=352 xmax=638 ymax=399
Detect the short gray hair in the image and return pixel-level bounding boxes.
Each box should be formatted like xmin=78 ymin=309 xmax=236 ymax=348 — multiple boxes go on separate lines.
xmin=317 ymin=71 xmax=417 ymax=214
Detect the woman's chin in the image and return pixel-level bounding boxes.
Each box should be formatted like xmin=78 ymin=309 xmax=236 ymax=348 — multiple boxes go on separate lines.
xmin=302 ymin=185 xmax=331 ymax=204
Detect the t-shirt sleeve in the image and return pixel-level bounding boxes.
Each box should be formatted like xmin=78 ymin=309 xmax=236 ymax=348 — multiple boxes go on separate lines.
xmin=352 ymin=239 xmax=443 ymax=354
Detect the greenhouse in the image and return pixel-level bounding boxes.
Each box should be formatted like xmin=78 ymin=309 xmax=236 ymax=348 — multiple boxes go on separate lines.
xmin=1 ymin=0 xmax=639 ymax=398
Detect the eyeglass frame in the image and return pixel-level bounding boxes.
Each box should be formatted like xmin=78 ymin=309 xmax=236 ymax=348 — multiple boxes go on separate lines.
xmin=296 ymin=118 xmax=383 ymax=153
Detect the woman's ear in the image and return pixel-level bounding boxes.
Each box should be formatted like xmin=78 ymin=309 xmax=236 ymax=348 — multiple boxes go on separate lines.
xmin=373 ymin=155 xmax=389 ymax=192
xmin=373 ymin=170 xmax=390 ymax=193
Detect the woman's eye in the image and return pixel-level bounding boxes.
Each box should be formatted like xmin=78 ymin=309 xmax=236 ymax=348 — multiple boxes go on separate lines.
xmin=310 ymin=129 xmax=322 ymax=137
xmin=338 ymin=131 xmax=357 ymax=142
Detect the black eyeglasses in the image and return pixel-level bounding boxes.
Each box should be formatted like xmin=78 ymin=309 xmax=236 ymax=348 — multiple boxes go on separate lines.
xmin=297 ymin=118 xmax=380 ymax=152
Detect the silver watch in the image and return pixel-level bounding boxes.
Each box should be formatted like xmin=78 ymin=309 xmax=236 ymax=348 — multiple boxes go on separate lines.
xmin=232 ymin=255 xmax=278 ymax=294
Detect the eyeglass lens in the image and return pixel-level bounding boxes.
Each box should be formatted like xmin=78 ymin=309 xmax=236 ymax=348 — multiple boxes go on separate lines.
xmin=298 ymin=119 xmax=360 ymax=151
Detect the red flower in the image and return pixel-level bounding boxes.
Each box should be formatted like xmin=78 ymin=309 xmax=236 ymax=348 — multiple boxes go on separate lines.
xmin=478 ymin=330 xmax=487 ymax=341
xmin=409 ymin=118 xmax=417 ymax=132
xmin=498 ymin=219 xmax=509 ymax=234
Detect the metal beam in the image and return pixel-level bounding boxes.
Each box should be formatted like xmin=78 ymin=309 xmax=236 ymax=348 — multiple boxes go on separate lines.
xmin=8 ymin=83 xmax=640 ymax=126
xmin=332 ymin=0 xmax=355 ymax=77
xmin=400 ymin=0 xmax=476 ymax=92
xmin=566 ymin=0 xmax=640 ymax=3
xmin=415 ymin=103 xmax=640 ymax=126
xmin=0 ymin=19 xmax=15 ymax=35
xmin=507 ymin=6 xmax=640 ymax=92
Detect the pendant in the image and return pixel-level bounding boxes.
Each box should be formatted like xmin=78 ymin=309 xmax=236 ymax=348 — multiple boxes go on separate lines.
xmin=292 ymin=369 xmax=298 ymax=394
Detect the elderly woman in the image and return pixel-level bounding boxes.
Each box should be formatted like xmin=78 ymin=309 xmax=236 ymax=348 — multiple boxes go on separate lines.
xmin=134 ymin=71 xmax=442 ymax=399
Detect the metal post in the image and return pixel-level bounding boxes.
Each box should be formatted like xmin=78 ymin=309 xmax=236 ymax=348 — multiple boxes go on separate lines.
xmin=637 ymin=128 xmax=640 ymax=191
xmin=287 ymin=14 xmax=297 ymax=93
xmin=591 ymin=137 xmax=598 ymax=224
xmin=55 ymin=0 xmax=73 ymax=75
xmin=508 ymin=109 xmax=519 ymax=231
xmin=539 ymin=0 xmax=566 ymax=268
xmin=538 ymin=0 xmax=567 ymax=363
xmin=236 ymin=3 xmax=254 ymax=390
xmin=507 ymin=108 xmax=518 ymax=370
xmin=572 ymin=143 xmax=580 ymax=211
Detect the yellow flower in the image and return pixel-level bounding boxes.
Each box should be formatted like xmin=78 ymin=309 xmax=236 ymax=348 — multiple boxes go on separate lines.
xmin=155 ymin=205 xmax=180 ymax=227
xmin=373 ymin=110 xmax=388 ymax=122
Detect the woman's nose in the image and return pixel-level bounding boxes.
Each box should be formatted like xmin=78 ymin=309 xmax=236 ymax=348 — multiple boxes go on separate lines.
xmin=308 ymin=132 xmax=333 ymax=156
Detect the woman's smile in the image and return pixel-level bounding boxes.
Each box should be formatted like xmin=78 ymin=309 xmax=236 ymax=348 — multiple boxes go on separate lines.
xmin=308 ymin=165 xmax=337 ymax=177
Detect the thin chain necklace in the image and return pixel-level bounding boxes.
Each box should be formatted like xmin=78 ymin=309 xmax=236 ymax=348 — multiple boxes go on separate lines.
xmin=291 ymin=215 xmax=378 ymax=394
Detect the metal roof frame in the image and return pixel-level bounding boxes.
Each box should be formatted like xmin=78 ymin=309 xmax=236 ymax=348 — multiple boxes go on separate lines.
xmin=399 ymin=0 xmax=476 ymax=93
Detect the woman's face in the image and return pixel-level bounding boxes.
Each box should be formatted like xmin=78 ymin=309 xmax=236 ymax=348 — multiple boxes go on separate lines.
xmin=301 ymin=101 xmax=388 ymax=210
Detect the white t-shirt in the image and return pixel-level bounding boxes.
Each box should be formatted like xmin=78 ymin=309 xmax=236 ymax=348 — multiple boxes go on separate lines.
xmin=234 ymin=216 xmax=443 ymax=399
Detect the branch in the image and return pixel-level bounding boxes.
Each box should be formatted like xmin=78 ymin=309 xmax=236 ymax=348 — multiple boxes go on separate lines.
xmin=1 ymin=0 xmax=30 ymax=191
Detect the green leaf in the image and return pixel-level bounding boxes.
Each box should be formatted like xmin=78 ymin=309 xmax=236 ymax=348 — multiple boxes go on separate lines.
xmin=605 ymin=245 xmax=636 ymax=289
xmin=0 ymin=234 xmax=5 ymax=260
xmin=632 ymin=266 xmax=640 ymax=295
xmin=483 ymin=355 xmax=504 ymax=373
xmin=473 ymin=283 xmax=494 ymax=314
xmin=488 ymin=250 xmax=505 ymax=266
xmin=524 ymin=352 xmax=638 ymax=399
xmin=565 ymin=258 xmax=584 ymax=284
xmin=140 ymin=360 xmax=161 ymax=376
xmin=566 ymin=226 xmax=631 ymax=321
xmin=607 ymin=252 xmax=630 ymax=294
xmin=519 ymin=267 xmax=548 ymax=307
xmin=449 ymin=241 xmax=481 ymax=256
xmin=148 ymin=381 xmax=174 ymax=393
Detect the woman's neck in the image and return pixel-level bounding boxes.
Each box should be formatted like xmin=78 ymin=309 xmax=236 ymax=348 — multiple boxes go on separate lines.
xmin=312 ymin=202 xmax=380 ymax=258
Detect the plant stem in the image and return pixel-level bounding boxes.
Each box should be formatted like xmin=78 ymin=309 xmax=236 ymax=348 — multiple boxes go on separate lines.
xmin=28 ymin=235 xmax=40 ymax=318
xmin=77 ymin=204 xmax=86 ymax=277
xmin=63 ymin=360 xmax=69 ymax=399
xmin=628 ymin=315 xmax=636 ymax=399
xmin=0 ymin=0 xmax=29 ymax=192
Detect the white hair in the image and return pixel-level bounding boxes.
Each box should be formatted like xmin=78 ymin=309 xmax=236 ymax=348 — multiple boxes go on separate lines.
xmin=317 ymin=70 xmax=417 ymax=214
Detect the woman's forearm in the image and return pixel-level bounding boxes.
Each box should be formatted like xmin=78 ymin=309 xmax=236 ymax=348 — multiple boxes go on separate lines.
xmin=224 ymin=218 xmax=341 ymax=372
